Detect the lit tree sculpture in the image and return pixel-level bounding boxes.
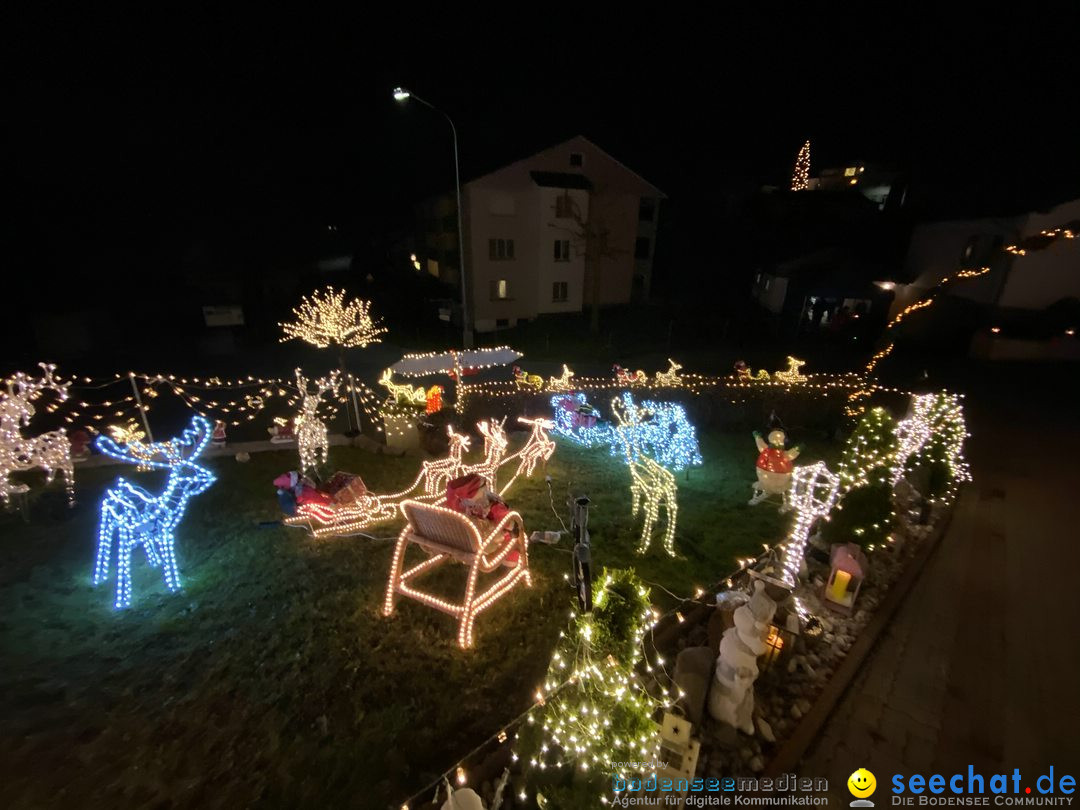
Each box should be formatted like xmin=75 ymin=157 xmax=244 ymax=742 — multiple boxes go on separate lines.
xmin=279 ymin=286 xmax=388 ymax=349
xmin=279 ymin=287 xmax=386 ymax=434
xmin=0 ymin=363 xmax=74 ymax=506
xmin=791 ymin=140 xmax=811 ymax=191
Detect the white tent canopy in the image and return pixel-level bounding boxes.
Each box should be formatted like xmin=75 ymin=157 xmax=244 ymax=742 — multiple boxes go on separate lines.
xmin=389 ymin=347 xmax=522 ymax=377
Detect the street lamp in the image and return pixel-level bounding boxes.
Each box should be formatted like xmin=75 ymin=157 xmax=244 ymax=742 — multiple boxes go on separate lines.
xmin=393 ymin=86 xmax=473 ymax=348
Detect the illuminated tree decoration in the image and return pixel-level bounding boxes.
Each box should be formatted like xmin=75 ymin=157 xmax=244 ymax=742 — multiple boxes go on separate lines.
xmin=824 ymin=407 xmax=898 ymax=550
xmin=778 ymin=462 xmax=840 ymax=587
xmin=513 ymin=569 xmax=676 ymax=806
xmin=611 ymin=395 xmax=680 ymax=556
xmin=279 ymin=286 xmax=388 ymax=349
xmin=791 ymin=139 xmax=811 ymax=191
xmin=294 ymin=369 xmax=340 ymax=476
xmin=0 ymin=363 xmax=75 ymax=507
xmin=93 ymin=415 xmax=216 ymax=609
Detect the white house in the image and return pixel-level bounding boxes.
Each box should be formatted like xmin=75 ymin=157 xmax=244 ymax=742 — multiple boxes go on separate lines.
xmin=416 ymin=136 xmax=665 ymax=332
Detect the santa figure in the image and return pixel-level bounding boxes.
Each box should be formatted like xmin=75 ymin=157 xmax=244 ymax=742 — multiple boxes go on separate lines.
xmin=749 ymin=428 xmax=800 ymax=509
xmin=211 ymin=420 xmax=227 ymax=447
xmin=268 ymin=417 xmax=296 ymax=444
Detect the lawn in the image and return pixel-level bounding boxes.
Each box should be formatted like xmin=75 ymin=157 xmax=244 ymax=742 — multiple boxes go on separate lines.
xmin=0 ymin=424 xmax=838 ymax=809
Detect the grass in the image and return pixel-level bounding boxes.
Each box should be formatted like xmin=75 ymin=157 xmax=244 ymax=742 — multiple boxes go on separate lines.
xmin=0 ymin=425 xmax=838 ymax=809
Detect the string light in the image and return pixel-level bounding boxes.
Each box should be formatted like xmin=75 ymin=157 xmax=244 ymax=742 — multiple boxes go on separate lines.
xmin=1 ymin=363 xmax=75 ymax=507
xmin=294 ymin=369 xmax=340 ymax=476
xmin=791 ymin=139 xmax=811 ymax=191
xmin=93 ymin=415 xmax=216 ymax=609
xmin=278 ymin=287 xmax=388 ymax=348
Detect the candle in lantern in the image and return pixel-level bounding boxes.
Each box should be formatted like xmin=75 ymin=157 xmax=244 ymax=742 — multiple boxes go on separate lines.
xmin=829 ymin=569 xmax=852 ymax=604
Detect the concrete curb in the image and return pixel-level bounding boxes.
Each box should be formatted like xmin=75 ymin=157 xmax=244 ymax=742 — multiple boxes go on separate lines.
xmin=764 ymin=503 xmax=958 ymax=777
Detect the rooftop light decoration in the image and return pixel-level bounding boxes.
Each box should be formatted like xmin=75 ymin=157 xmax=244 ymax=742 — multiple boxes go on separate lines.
xmin=279 ymin=287 xmax=388 ymax=349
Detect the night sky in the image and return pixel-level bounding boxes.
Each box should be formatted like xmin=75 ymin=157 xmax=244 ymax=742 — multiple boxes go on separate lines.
xmin=7 ymin=12 xmax=1080 ymax=294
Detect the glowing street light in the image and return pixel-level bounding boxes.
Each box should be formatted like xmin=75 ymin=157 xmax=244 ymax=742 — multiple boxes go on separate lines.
xmin=393 ymin=86 xmax=473 ymax=348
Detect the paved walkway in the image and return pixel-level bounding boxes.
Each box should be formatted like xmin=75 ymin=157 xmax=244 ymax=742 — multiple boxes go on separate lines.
xmin=799 ymin=394 xmax=1080 ymax=804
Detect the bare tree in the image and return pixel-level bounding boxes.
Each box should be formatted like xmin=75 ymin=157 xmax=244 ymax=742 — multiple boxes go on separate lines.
xmin=550 ymin=188 xmax=625 ymax=334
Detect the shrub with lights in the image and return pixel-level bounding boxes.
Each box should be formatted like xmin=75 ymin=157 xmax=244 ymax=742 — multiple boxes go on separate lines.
xmin=512 ymin=568 xmax=673 ymax=808
xmin=823 ymin=406 xmax=898 ymax=550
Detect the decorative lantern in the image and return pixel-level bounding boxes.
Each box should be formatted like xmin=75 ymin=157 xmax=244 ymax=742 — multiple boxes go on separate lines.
xmin=655 ymin=711 xmax=701 ymax=806
xmin=823 ymin=542 xmax=867 ymax=614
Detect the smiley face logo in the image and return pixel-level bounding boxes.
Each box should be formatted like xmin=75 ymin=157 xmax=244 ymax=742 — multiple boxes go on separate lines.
xmin=847 ymin=768 xmax=877 ymax=799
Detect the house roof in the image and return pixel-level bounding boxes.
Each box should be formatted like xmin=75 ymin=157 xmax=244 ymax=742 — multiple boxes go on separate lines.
xmin=529 ymin=170 xmax=593 ymax=190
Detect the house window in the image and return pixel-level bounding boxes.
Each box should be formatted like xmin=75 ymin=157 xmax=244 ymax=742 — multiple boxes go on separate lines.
xmin=634 ymin=236 xmax=651 ymax=259
xmin=555 ymin=194 xmax=574 ymax=218
xmin=569 ymin=152 xmax=583 ymax=167
xmin=639 ymin=197 xmax=655 ymax=222
xmin=554 ymin=239 xmax=571 ymax=262
xmin=488 ymin=238 xmax=515 ymax=260
xmin=490 ymin=279 xmax=509 ymax=300
xmin=552 ymin=281 xmax=568 ymax=302
xmin=426 ymin=259 xmax=439 ymax=278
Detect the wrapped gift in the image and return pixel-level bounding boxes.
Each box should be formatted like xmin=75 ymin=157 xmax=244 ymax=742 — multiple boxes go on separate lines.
xmin=324 ymin=471 xmax=367 ymax=505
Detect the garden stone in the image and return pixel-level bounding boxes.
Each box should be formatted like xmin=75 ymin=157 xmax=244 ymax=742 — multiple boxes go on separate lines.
xmin=674 ymin=646 xmax=715 ymax=725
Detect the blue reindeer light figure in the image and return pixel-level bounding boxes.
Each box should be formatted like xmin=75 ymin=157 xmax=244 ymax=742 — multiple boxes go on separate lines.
xmin=93 ymin=415 xmax=217 ymax=609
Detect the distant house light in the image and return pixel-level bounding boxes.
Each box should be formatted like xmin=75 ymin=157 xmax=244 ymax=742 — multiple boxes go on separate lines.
xmin=844 ymin=167 xmax=857 ymax=177
xmin=874 ymin=281 xmax=896 ymax=291
xmin=990 ymin=326 xmax=1001 ymax=334
xmin=1066 ymin=328 xmax=1076 ymax=336
xmin=849 ymin=178 xmax=858 ymax=185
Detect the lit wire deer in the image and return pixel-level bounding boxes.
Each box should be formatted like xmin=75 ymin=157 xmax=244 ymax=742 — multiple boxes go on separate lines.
xmin=0 ymin=363 xmax=74 ymax=507
xmin=499 ymin=416 xmax=555 ymax=494
xmin=653 ymin=359 xmax=683 ymax=387
xmin=421 ymin=425 xmax=471 ymax=497
xmin=459 ymin=419 xmax=509 ymax=490
xmin=93 ymin=415 xmax=216 ymax=609
xmin=611 ymin=395 xmax=679 ymax=556
xmin=547 ymin=364 xmax=575 ymax=392
xmin=294 ymin=369 xmax=340 ymax=476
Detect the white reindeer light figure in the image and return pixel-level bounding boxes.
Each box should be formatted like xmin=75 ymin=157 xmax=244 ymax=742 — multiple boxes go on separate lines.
xmin=508 ymin=417 xmax=555 ymax=480
xmin=654 ymin=359 xmax=683 ymax=387
xmin=459 ymin=419 xmax=509 ymax=490
xmin=0 ymin=363 xmax=74 ymax=507
xmin=94 ymin=415 xmax=216 ymax=609
xmin=294 ymin=369 xmax=340 ymax=476
xmin=547 ymin=365 xmax=575 ymax=392
xmin=611 ymin=396 xmax=679 ymax=556
xmin=422 ymin=426 xmax=471 ymax=497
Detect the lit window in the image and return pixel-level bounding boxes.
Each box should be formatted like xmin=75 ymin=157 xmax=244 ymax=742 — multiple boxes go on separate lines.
xmin=844 ymin=167 xmax=857 ymax=177
xmin=490 ymin=279 xmax=509 ymax=300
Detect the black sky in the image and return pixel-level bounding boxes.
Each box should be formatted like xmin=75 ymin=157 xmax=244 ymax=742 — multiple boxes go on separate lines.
xmin=7 ymin=11 xmax=1080 ymax=288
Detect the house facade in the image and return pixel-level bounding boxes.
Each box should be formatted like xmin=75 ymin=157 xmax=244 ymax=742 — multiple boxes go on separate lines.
xmin=416 ymin=136 xmax=665 ymax=332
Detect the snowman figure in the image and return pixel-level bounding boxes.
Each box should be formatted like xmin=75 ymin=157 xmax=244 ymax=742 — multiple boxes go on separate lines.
xmin=749 ymin=428 xmax=800 ymax=509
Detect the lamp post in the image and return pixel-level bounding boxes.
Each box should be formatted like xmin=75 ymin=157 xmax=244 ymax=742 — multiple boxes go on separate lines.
xmin=393 ymin=87 xmax=473 ymax=349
